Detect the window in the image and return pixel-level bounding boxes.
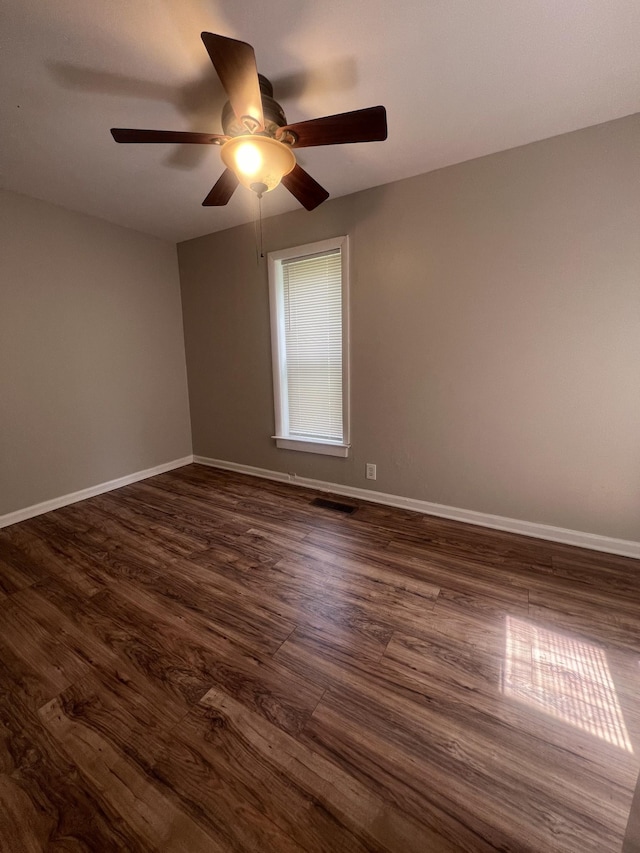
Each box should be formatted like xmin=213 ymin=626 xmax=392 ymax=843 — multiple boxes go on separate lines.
xmin=268 ymin=236 xmax=350 ymax=457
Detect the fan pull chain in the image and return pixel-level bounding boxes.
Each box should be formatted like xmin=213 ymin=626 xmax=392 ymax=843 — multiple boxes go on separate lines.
xmin=253 ymin=193 xmax=265 ymax=263
xmin=258 ymin=194 xmax=264 ymax=260
xmin=253 ymin=194 xmax=260 ymax=264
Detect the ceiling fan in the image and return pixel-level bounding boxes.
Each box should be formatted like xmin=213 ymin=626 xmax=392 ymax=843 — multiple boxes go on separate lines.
xmin=111 ymin=32 xmax=388 ymax=211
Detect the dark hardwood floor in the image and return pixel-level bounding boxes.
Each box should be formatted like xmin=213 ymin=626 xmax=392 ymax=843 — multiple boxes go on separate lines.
xmin=1 ymin=464 xmax=639 ymax=852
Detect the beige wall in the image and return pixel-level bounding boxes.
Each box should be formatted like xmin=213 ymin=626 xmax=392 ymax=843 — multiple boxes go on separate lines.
xmin=0 ymin=190 xmax=192 ymax=516
xmin=179 ymin=113 xmax=640 ymax=542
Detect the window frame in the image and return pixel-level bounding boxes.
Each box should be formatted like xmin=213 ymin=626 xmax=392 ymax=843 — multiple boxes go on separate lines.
xmin=267 ymin=235 xmax=350 ymax=457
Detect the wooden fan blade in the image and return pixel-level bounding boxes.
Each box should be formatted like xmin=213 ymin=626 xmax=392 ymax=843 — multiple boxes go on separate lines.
xmin=111 ymin=129 xmax=227 ymax=144
xmin=281 ymin=165 xmax=329 ymax=211
xmin=201 ymin=32 xmax=264 ymax=131
xmin=277 ymin=105 xmax=387 ymax=148
xmin=202 ymin=169 xmax=239 ymax=206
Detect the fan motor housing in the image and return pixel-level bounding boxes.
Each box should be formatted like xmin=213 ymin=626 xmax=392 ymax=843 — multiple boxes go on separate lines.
xmin=221 ymin=74 xmax=288 ymax=138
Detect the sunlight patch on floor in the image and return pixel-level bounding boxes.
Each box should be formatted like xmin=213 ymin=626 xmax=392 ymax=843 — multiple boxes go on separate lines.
xmin=504 ymin=616 xmax=632 ymax=752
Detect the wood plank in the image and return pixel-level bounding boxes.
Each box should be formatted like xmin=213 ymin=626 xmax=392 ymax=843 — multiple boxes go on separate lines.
xmin=84 ymin=579 xmax=323 ymax=735
xmin=38 ymin=696 xmax=221 ymax=852
xmin=23 ymin=576 xmax=195 ymax=728
xmin=304 ymin=684 xmax=630 ymax=853
xmin=384 ymin=536 xmax=533 ymax=600
xmin=195 ymin=687 xmax=453 ymax=852
xmin=3 ymin=524 xmax=105 ymax=597
xmin=0 ymin=688 xmax=139 ymax=850
xmin=1 ymin=463 xmax=638 ymax=852
xmin=381 ymin=630 xmax=639 ymax=779
xmin=280 ymin=618 xmax=635 ymax=849
xmin=0 ymin=594 xmax=91 ymax=702
xmin=528 ymin=580 xmax=640 ymax=652
xmin=0 ymin=535 xmax=48 ymax=594
xmin=104 ymin=557 xmax=297 ymax=657
xmin=188 ymin=546 xmax=397 ymax=647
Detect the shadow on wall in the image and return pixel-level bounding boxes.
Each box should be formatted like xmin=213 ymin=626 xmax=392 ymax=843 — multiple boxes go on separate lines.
xmin=47 ymin=0 xmax=358 ymax=175
xmin=624 ymin=773 xmax=640 ymax=852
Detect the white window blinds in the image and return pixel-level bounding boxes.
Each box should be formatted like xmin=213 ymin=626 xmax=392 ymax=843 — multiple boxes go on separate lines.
xmin=281 ymin=248 xmax=343 ymax=441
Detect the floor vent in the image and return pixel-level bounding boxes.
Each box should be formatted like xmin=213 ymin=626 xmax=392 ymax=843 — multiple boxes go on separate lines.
xmin=311 ymin=497 xmax=358 ymax=514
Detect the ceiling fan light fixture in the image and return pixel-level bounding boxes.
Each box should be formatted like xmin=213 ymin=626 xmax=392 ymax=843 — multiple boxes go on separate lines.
xmin=221 ymin=135 xmax=296 ymax=195
xmin=111 ymin=34 xmax=388 ymax=211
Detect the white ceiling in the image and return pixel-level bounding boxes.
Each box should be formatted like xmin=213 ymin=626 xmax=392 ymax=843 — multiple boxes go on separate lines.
xmin=2 ymin=0 xmax=639 ymax=243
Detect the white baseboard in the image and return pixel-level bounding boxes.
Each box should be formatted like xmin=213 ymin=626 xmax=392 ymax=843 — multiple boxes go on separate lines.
xmin=194 ymin=455 xmax=640 ymax=560
xmin=195 ymin=455 xmax=291 ymax=483
xmin=4 ymin=452 xmax=637 ymax=560
xmin=0 ymin=455 xmax=194 ymax=529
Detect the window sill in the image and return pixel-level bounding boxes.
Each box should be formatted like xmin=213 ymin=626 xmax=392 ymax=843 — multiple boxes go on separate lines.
xmin=273 ymin=436 xmax=350 ymax=457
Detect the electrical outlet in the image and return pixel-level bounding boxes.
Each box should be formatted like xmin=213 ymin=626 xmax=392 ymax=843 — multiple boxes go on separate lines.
xmin=366 ymin=463 xmax=377 ymax=480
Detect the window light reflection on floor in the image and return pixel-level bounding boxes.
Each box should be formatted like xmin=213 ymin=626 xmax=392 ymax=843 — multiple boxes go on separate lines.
xmin=503 ymin=616 xmax=632 ymax=752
